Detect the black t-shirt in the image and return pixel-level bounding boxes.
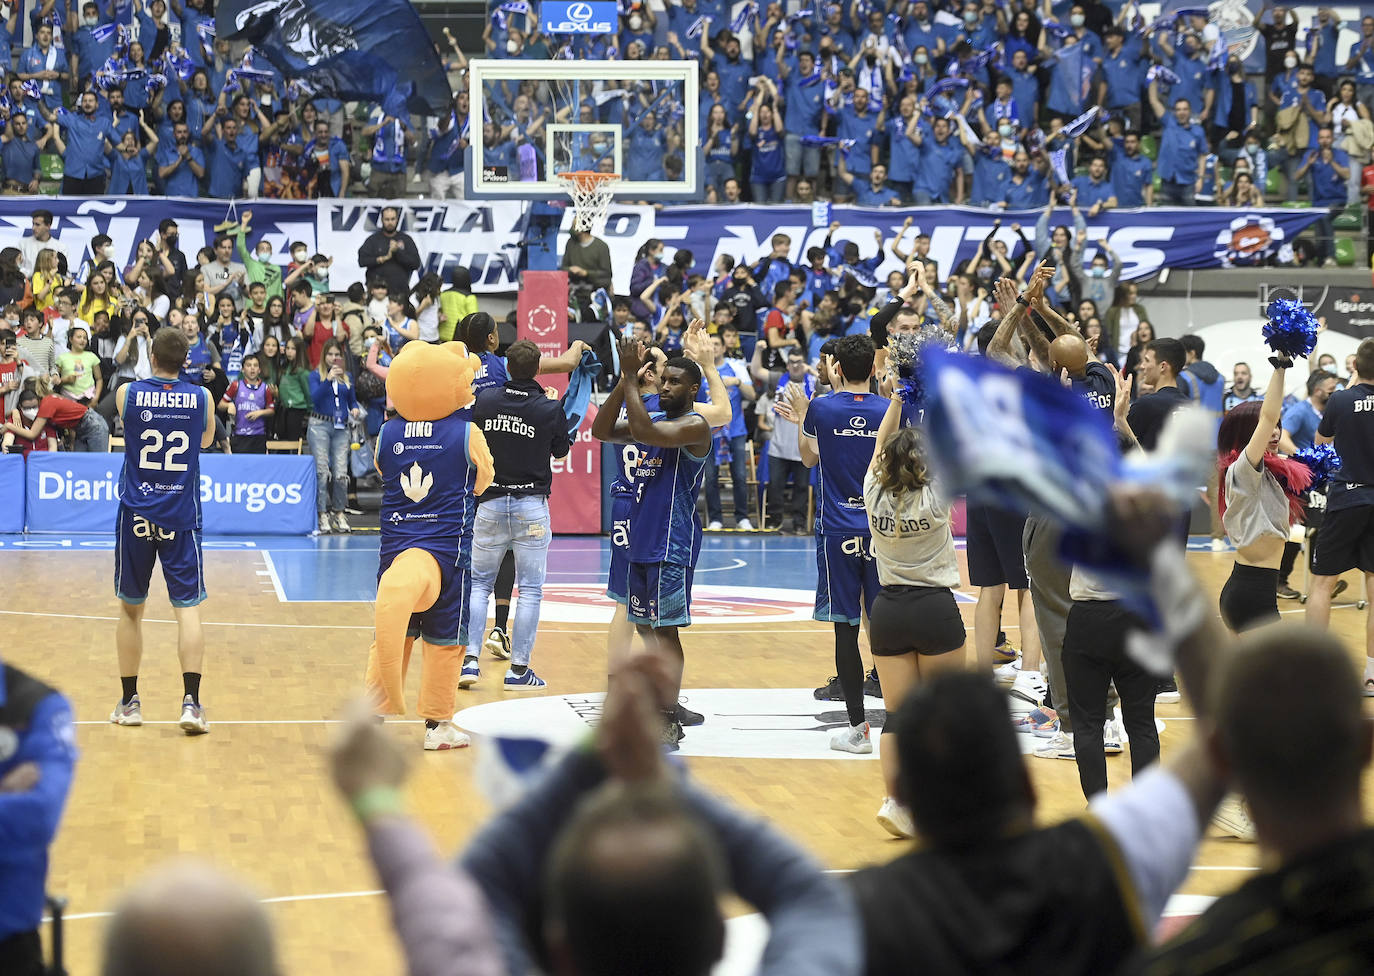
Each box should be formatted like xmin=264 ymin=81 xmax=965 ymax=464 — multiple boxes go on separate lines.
xmin=1260 ymin=20 xmax=1297 ymax=74
xmin=850 ymin=818 xmax=1141 ymax=976
xmin=1139 ymin=828 xmax=1374 ymax=975
xmin=1075 ymin=361 xmax=1115 ymax=415
xmin=720 ymin=283 xmax=766 ymax=335
xmin=1127 ymin=386 xmax=1189 ymax=451
xmin=1317 ymin=382 xmax=1374 ymax=510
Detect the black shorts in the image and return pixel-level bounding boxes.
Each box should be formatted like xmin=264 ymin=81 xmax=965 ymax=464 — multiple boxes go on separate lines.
xmin=964 ymin=503 xmax=1028 ymax=588
xmin=1311 ymin=504 xmax=1374 ymax=577
xmin=1218 ymin=562 xmax=1280 ymax=633
xmin=869 ymin=585 xmax=966 ymax=656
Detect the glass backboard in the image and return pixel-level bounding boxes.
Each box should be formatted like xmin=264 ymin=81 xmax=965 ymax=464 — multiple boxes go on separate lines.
xmin=466 ymin=59 xmax=699 ymax=200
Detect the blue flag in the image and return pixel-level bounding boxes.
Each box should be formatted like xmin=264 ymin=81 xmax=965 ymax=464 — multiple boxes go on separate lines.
xmin=216 ymin=0 xmax=452 ymax=118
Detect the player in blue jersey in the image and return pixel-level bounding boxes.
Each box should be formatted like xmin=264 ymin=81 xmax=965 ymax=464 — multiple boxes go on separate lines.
xmin=601 ymin=323 xmax=732 ymax=700
xmin=109 ymin=326 xmax=216 ymax=735
xmin=778 ymin=334 xmax=890 ymax=755
xmin=592 ymin=337 xmax=713 ymax=748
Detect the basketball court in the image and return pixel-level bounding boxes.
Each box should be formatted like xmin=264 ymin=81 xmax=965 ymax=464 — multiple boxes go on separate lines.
xmin=8 ymin=532 xmax=1360 ymax=974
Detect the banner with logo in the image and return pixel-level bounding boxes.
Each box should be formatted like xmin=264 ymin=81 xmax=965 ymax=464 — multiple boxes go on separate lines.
xmin=541 ymin=0 xmax=618 ymax=33
xmin=517 ymin=270 xmax=571 ymax=394
xmin=551 ymin=403 xmax=603 ymax=534
xmin=0 ymin=196 xmax=528 ymax=294
xmin=573 ymin=205 xmax=1328 ymax=293
xmin=0 ymin=453 xmax=23 ymax=533
xmin=25 ymin=453 xmax=316 ymax=535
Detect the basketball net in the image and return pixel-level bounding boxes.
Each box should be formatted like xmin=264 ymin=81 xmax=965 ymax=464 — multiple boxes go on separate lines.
xmin=556 ymin=170 xmax=620 ymax=234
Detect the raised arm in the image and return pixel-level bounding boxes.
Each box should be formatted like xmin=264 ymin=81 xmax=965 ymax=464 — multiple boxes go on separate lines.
xmin=681 ymin=318 xmax=733 ymax=428
xmin=1244 ymin=361 xmax=1288 ymax=467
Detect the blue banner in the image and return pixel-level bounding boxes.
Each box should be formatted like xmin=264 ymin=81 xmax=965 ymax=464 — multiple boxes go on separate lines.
xmin=217 ymin=0 xmax=452 ymax=118
xmin=0 ymin=454 xmax=23 ymax=533
xmin=596 ymin=205 xmax=1327 ymax=289
xmin=542 ymin=1 xmax=619 ymax=33
xmin=25 ymin=453 xmax=316 ymax=535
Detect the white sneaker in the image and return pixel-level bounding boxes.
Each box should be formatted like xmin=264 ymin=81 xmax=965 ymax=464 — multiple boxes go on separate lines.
xmin=110 ymin=695 xmax=142 ymax=726
xmin=1212 ymin=795 xmax=1256 ymax=842
xmin=332 ymin=511 xmax=351 ymax=533
xmin=1033 ymin=731 xmax=1075 ymax=760
xmin=1210 ymin=538 xmax=1228 ymax=552
xmin=993 ymin=659 xmax=1021 ymax=684
xmin=876 ymin=796 xmax=915 ymax=838
xmin=1103 ymin=719 xmax=1123 ymax=755
xmin=178 ymin=695 xmax=208 ymax=735
xmin=706 ymin=520 xmax=723 ymax=531
xmin=1010 ymin=669 xmax=1047 ymax=706
xmin=830 ymin=722 xmax=873 ymax=754
xmin=423 ymin=720 xmax=471 ymax=750
xmin=737 ymin=518 xmax=754 ymax=531
xmin=317 ymin=513 xmax=332 ymax=534
xmin=1364 ymin=673 xmax=1374 ymax=697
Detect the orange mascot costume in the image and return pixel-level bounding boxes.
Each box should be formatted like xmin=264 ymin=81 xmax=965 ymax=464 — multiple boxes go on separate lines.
xmin=363 ymin=341 xmax=493 ymax=750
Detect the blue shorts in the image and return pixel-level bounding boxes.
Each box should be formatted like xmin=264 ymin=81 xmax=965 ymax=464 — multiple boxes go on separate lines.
xmin=115 ymin=505 xmax=206 ymax=608
xmin=627 ymin=561 xmax=694 ymax=628
xmin=605 ymin=495 xmax=633 ymax=605
xmin=815 ymin=533 xmax=879 ymax=625
xmin=380 ymin=551 xmax=472 ymax=647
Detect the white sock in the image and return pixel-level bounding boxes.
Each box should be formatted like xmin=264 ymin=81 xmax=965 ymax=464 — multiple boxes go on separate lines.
xmin=1365 ymin=657 xmax=1374 ymax=676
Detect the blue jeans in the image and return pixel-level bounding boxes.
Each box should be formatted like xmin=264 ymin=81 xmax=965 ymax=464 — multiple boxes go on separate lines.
xmin=751 ymin=180 xmax=785 ymax=203
xmin=1313 ymin=207 xmax=1338 ymax=260
xmin=704 ymin=433 xmax=750 ymax=525
xmin=706 ymin=159 xmax=734 ymax=196
xmin=467 ymin=494 xmax=551 ymax=667
xmin=307 ymin=418 xmax=349 ymax=512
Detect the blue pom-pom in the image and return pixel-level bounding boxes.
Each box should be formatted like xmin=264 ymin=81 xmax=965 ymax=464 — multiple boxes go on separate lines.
xmin=1294 ymin=444 xmax=1342 ymax=490
xmin=897 ymin=372 xmax=924 ymax=407
xmin=1263 ymin=299 xmax=1320 ymax=359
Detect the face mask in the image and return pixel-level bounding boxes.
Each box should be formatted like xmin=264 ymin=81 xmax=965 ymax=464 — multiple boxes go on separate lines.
xmin=963 ymin=11 xmax=977 ymax=24
xmin=629 ymin=14 xmax=642 ymax=30
xmin=1069 ymin=13 xmax=1084 ymax=27
xmin=998 ymin=123 xmax=1013 ymax=137
xmin=83 ymin=14 xmax=98 ymax=26
xmin=1090 ymin=266 xmax=1106 ymax=278
xmin=506 ymin=39 xmax=519 ymax=54
xmin=1285 ymin=55 xmax=1297 ymax=69
xmin=914 ymin=53 xmax=928 ymax=65
xmin=293 ymin=250 xmax=307 ymax=263
xmin=21 ymin=408 xmax=36 ymax=421
xmin=257 ymin=249 xmax=272 ymax=261
xmin=977 ymin=267 xmax=993 ymax=280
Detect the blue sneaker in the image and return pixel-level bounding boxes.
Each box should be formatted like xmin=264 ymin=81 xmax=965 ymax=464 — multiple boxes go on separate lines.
xmin=503 ymin=667 xmax=546 ymax=691
xmin=459 ymin=658 xmax=480 ymax=689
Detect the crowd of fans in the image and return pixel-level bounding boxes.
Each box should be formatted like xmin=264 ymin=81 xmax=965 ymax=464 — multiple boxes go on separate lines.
xmin=0 ymin=203 xmax=480 ymax=533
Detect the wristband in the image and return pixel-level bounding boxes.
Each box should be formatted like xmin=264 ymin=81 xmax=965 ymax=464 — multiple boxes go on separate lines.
xmin=1016 ymin=296 xmax=1029 ymax=307
xmin=350 ymin=785 xmax=403 ymax=822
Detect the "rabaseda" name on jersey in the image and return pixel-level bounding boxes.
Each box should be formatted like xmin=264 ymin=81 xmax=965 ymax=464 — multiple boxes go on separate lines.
xmin=134 ymin=390 xmax=200 ymax=409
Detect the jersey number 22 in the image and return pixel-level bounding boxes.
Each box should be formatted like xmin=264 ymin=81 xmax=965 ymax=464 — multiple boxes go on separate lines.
xmin=139 ymin=429 xmax=190 ymax=472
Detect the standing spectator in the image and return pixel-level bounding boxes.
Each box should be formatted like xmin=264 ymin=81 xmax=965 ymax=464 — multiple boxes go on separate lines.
xmin=1 ymin=113 xmax=47 ymax=195
xmin=307 ymin=339 xmax=363 ymax=533
xmin=746 ymin=87 xmax=786 ymax=203
xmin=204 ymin=116 xmax=253 ymax=200
xmin=15 ymin=308 xmax=55 ymax=379
xmin=1126 ymin=337 xmax=1190 ymax=453
xmin=1149 ymin=83 xmax=1209 ymax=205
xmin=561 ymin=226 xmax=613 ymax=320
xmin=0 ymin=660 xmax=75 ymax=976
xmin=305 ymin=119 xmax=353 ymax=197
xmin=1273 ymin=64 xmax=1327 ymax=202
xmin=156 ymin=220 xmax=189 ymax=302
xmin=274 ymin=335 xmax=311 ymax=441
xmin=55 ymin=91 xmax=114 ymax=195
xmin=463 ymin=340 xmax=574 ymax=691
xmin=1110 ymin=131 xmax=1155 ymax=207
xmin=219 ymin=353 xmax=274 ymax=454
xmin=232 ymin=211 xmax=283 ymax=300
xmin=361 ymin=111 xmax=411 ymax=198
xmin=18 ymin=22 xmax=67 ymax=114
xmin=913 ymin=116 xmax=966 ymax=204
xmin=358 ymin=206 xmax=421 ymax=297
xmin=19 ymin=210 xmax=69 ymax=279
xmin=439 ymin=268 xmax=478 ymax=342
xmin=1069 ymin=234 xmax=1120 ymax=311
xmin=203 ymin=235 xmax=245 ymax=308
xmin=1256 ymin=3 xmax=1300 ymax=84
xmin=1296 ymin=125 xmax=1351 ymax=267
xmin=56 ymin=327 xmax=102 ymax=405
xmin=107 ymin=126 xmax=159 ymax=195
xmin=700 ymin=332 xmax=755 ymax=531
xmin=1281 ymin=369 xmax=1337 ymax=452
xmin=778 ymin=47 xmax=824 ymax=200
xmin=0 ymin=330 xmax=32 ymax=417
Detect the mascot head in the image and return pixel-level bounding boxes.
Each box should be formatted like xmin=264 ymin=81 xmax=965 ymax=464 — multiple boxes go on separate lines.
xmin=386 ymin=340 xmax=481 ymax=422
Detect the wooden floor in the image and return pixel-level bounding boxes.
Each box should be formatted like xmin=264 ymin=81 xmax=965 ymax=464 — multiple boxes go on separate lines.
xmin=5 ymin=543 xmax=1370 ymax=975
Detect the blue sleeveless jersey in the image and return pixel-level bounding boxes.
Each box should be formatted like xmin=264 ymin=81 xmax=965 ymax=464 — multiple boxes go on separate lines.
xmin=473 ymin=352 xmax=508 ymax=395
xmin=628 ymin=410 xmax=708 ymax=564
xmin=803 ymin=391 xmax=890 ymax=536
xmin=377 ymin=412 xmax=480 ymax=569
xmin=119 ymin=377 xmax=210 ymax=530
xmin=609 ymin=393 xmax=660 ymax=499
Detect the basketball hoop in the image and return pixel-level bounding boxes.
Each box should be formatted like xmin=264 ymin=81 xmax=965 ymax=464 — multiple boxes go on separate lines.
xmin=556 ymin=170 xmax=621 ymax=233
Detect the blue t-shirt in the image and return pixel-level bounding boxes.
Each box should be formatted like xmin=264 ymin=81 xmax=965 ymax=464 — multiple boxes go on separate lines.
xmin=1071 ymin=174 xmax=1114 ymax=209
xmin=473 ymin=351 xmax=509 ymax=396
xmin=156 ymin=141 xmax=206 ymax=197
xmin=696 ymin=361 xmax=748 ymax=438
xmin=377 ymin=412 xmax=481 ymax=569
xmin=1110 ymin=150 xmax=1154 ymax=208
xmin=1002 ymin=170 xmax=1050 ymax=208
xmin=802 ymin=390 xmax=889 ymax=536
xmin=749 ymin=124 xmax=784 ymax=184
xmin=1281 ymin=398 xmax=1322 ymax=451
xmin=119 ymin=377 xmax=211 ymax=531
xmin=628 ymin=411 xmax=709 ymax=565
xmin=56 ymin=109 xmax=115 ymax=179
